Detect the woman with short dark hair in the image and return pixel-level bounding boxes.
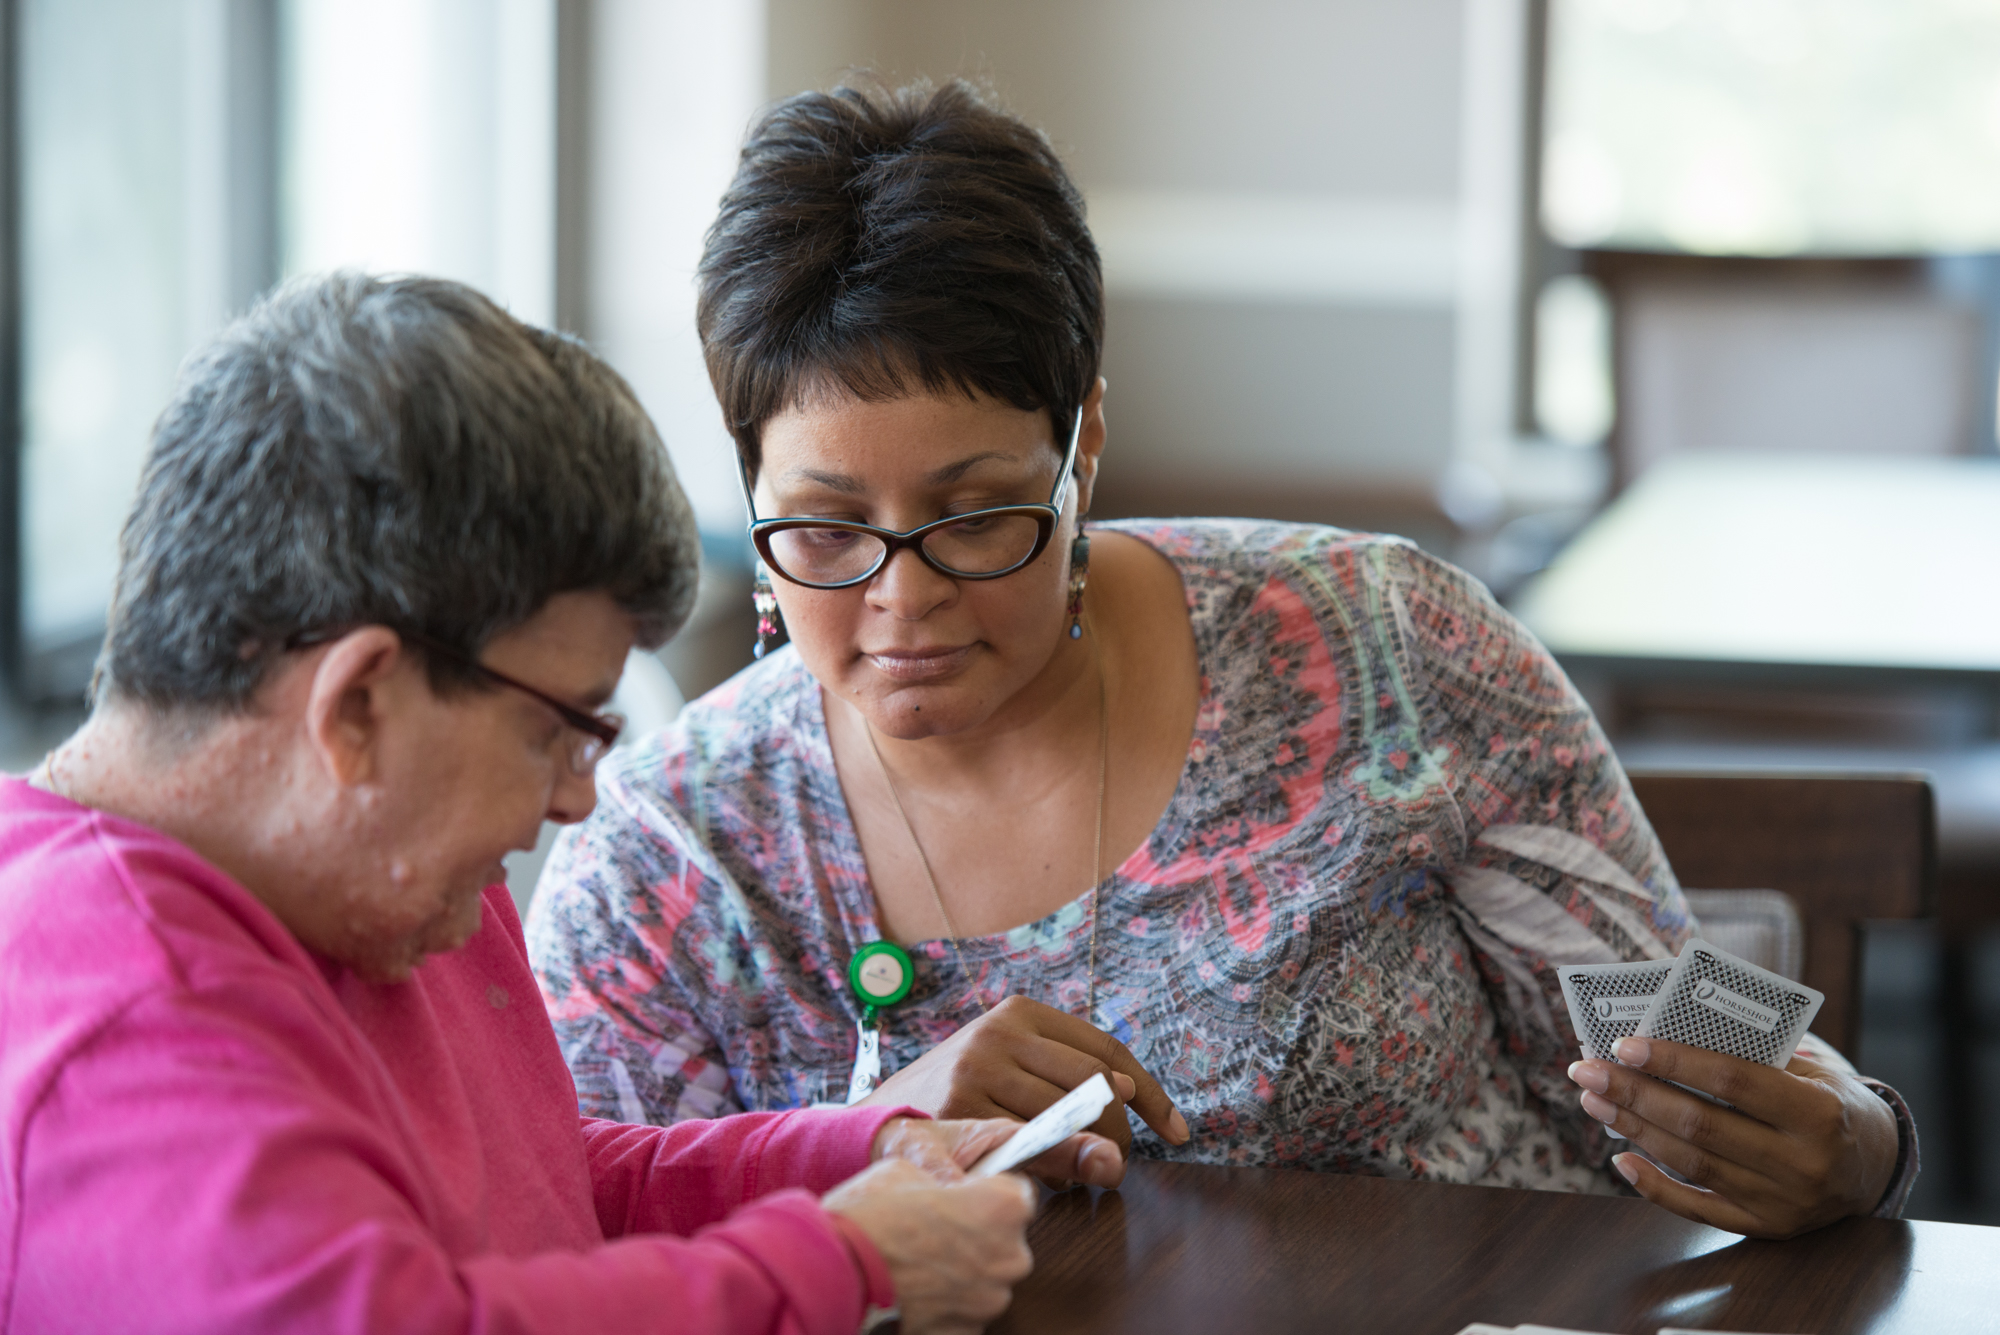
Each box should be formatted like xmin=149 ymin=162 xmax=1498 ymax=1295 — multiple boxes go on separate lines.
xmin=530 ymin=82 xmax=1918 ymax=1237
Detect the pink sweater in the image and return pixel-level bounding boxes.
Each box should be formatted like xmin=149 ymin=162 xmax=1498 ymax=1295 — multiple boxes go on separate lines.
xmin=0 ymin=780 xmax=903 ymax=1334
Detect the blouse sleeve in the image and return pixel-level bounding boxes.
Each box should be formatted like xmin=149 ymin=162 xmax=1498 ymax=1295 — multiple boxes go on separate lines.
xmin=527 ymin=755 xmax=744 ymax=1125
xmin=1386 ymin=543 xmax=1694 ymax=1163
xmin=1389 ymin=545 xmax=1924 ymax=1204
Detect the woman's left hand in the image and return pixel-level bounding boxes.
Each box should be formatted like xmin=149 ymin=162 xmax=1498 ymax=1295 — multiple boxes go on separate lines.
xmin=870 ymin=1115 xmax=1126 ymax=1188
xmin=1568 ymin=1036 xmax=1900 ymax=1238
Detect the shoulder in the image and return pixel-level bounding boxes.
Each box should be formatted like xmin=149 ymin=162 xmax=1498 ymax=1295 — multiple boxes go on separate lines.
xmin=0 ymin=787 xmax=357 ymax=1127
xmin=1098 ymin=515 xmax=1404 ymax=580
xmin=532 ymin=648 xmax=828 ymax=938
xmin=1380 ymin=539 xmax=1581 ymax=717
xmin=594 ymin=647 xmax=821 ymax=830
xmin=0 ymin=785 xmax=314 ymax=1000
xmin=1096 ymin=515 xmax=1439 ymax=637
xmin=1099 ymin=517 xmax=1575 ymax=712
xmin=0 ymin=793 xmax=173 ymax=1039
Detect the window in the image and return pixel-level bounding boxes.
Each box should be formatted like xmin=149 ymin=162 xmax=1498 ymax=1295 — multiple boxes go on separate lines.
xmin=1545 ymin=0 xmax=2000 ymax=255
xmin=3 ymin=0 xmax=556 ymax=699
xmin=11 ymin=0 xmax=275 ymax=696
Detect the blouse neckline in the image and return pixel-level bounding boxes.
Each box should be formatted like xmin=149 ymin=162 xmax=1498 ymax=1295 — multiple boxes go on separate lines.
xmin=799 ymin=523 xmax=1212 ymax=965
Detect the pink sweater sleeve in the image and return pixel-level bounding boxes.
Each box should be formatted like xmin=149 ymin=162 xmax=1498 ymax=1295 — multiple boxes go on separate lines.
xmin=7 ymin=980 xmax=889 ymax=1335
xmin=581 ymin=1105 xmax=915 ymax=1238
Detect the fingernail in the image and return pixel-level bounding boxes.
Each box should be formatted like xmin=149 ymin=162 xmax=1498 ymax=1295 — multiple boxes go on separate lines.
xmin=1613 ymin=1153 xmax=1640 ymax=1186
xmin=1169 ymin=1109 xmax=1190 ymax=1144
xmin=1112 ymin=1073 xmax=1137 ymax=1101
xmin=1614 ymin=1037 xmax=1650 ymax=1066
xmin=1580 ymin=1090 xmax=1617 ymax=1125
xmin=1567 ymin=1060 xmax=1608 ymax=1094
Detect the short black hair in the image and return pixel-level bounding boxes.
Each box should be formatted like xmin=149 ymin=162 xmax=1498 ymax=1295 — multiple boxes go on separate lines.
xmin=697 ymin=79 xmax=1103 ymax=473
xmin=98 ymin=271 xmax=699 ymax=711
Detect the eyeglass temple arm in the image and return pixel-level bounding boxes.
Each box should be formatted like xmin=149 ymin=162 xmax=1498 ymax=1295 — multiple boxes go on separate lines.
xmin=1052 ymin=406 xmax=1085 ymax=509
xmin=736 ymin=451 xmax=762 ymax=526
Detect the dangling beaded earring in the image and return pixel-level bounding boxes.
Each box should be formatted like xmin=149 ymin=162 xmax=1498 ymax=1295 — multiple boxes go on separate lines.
xmin=1065 ymin=520 xmax=1091 ymax=640
xmin=753 ymin=565 xmax=782 ymax=660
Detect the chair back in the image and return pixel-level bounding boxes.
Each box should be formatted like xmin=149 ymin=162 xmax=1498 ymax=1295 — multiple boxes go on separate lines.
xmin=1680 ymin=889 xmax=1805 ymax=982
xmin=1626 ymin=769 xmax=1936 ymax=1059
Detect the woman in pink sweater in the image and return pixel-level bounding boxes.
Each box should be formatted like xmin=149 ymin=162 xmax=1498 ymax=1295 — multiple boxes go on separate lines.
xmin=0 ymin=273 xmax=1120 ymax=1335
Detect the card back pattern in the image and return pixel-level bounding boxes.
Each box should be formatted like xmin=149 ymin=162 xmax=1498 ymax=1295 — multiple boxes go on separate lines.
xmin=1558 ymin=960 xmax=1677 ymax=1061
xmin=1636 ymin=939 xmax=1823 ymax=1067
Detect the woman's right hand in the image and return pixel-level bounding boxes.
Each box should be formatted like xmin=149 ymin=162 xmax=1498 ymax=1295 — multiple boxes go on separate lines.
xmin=824 ymin=1159 xmax=1039 ymax=1334
xmin=859 ymin=995 xmax=1191 ymax=1154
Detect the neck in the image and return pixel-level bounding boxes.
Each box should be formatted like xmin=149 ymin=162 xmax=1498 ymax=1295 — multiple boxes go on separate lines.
xmin=44 ymin=702 xmax=326 ymax=917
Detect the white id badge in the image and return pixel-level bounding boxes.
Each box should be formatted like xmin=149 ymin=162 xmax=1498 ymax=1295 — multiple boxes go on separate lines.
xmin=969 ymin=1073 xmax=1116 ymax=1178
xmin=844 ymin=1026 xmax=883 ymax=1104
xmin=1637 ymin=938 xmax=1823 ymax=1069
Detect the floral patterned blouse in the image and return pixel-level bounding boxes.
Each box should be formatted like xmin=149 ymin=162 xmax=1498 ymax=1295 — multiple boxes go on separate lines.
xmin=527 ymin=520 xmax=1914 ymax=1204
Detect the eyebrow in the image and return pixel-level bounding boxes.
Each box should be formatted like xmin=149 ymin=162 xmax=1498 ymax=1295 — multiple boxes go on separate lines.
xmin=576 ymin=671 xmax=623 ymax=711
xmin=782 ymin=451 xmax=1024 ymax=495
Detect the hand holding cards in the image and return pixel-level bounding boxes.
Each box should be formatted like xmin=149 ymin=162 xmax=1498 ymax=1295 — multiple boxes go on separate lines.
xmin=1556 ymin=938 xmax=1904 ymax=1237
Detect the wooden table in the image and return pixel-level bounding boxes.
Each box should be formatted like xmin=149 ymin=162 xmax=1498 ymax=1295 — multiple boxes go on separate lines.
xmin=994 ymin=1160 xmax=1997 ymax=1335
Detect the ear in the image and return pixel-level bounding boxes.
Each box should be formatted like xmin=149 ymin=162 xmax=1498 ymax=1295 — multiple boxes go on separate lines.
xmin=301 ymin=627 xmax=414 ymax=787
xmin=1074 ymin=376 xmax=1108 ymax=516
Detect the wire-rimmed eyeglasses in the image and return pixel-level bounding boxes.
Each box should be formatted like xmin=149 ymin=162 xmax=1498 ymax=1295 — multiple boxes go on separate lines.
xmin=738 ymin=407 xmax=1084 ymax=590
xmin=285 ymin=627 xmax=624 ymax=775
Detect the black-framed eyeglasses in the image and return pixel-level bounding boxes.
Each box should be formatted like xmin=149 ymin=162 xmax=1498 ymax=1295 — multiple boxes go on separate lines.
xmin=285 ymin=627 xmax=624 ymax=775
xmin=738 ymin=407 xmax=1084 ymax=590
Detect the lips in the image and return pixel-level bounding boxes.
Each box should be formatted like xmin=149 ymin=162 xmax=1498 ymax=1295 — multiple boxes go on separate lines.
xmin=864 ymin=644 xmax=975 ymax=681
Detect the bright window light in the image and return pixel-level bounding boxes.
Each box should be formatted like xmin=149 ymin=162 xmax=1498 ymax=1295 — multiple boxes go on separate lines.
xmin=281 ymin=0 xmax=554 ymax=323
xmin=1534 ymin=274 xmax=1615 ymax=447
xmin=19 ymin=0 xmax=218 ymax=660
xmin=1544 ymin=0 xmax=2000 ymax=255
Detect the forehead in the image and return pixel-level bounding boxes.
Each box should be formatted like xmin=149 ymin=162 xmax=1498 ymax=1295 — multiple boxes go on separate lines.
xmin=758 ymin=392 xmax=1058 ymax=484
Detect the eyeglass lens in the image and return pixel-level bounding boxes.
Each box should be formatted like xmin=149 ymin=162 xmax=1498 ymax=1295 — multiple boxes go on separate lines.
xmin=565 ymin=722 xmax=621 ymax=775
xmin=766 ymin=512 xmax=1045 ymax=585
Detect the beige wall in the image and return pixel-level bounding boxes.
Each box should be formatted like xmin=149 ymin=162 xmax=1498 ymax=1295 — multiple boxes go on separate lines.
xmin=763 ymin=0 xmax=1485 ymax=535
xmin=769 ymin=0 xmax=1464 ymax=198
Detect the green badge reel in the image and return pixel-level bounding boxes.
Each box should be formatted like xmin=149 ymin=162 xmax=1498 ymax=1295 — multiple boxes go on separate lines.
xmin=845 ymin=941 xmax=914 ymax=1104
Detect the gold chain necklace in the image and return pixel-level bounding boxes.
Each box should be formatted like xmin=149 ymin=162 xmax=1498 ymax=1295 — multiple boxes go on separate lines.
xmin=33 ymin=748 xmax=70 ymax=802
xmin=863 ymin=657 xmax=1109 ymax=1025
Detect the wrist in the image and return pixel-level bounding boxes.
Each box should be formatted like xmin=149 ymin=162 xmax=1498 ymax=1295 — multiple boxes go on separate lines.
xmin=827 ymin=1210 xmax=899 ymax=1331
xmin=867 ymin=1109 xmax=933 ymax=1161
xmin=1863 ymin=1083 xmax=1912 ymax=1217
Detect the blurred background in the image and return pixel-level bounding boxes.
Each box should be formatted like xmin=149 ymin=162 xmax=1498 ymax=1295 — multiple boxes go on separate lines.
xmin=0 ymin=0 xmax=1995 ymax=1221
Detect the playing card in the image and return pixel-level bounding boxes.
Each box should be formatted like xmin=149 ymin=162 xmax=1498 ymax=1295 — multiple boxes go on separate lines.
xmin=1558 ymin=959 xmax=1677 ymax=1061
xmin=1636 ymin=938 xmax=1822 ymax=1069
xmin=969 ymin=1073 xmax=1116 ymax=1178
xmin=1556 ymin=959 xmax=1676 ymax=1140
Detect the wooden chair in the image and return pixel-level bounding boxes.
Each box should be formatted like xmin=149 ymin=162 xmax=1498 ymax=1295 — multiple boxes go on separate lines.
xmin=1626 ymin=769 xmax=1937 ymax=1060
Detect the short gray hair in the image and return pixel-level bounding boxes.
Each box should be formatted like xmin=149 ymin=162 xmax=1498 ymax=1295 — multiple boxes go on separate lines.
xmin=98 ymin=272 xmax=699 ymax=711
